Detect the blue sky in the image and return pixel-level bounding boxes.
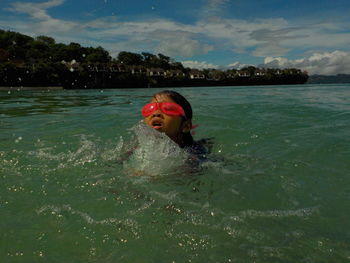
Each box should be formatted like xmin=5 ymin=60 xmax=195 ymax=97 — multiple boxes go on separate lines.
xmin=1 ymin=0 xmax=350 ymax=74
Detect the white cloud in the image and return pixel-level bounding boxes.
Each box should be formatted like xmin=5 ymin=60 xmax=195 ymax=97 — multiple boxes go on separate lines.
xmin=156 ymin=38 xmax=213 ymax=58
xmin=4 ymin=0 xmax=78 ymax=35
xmin=198 ymin=17 xmax=350 ymax=58
xmin=4 ymin=1 xmax=350 ymax=60
xmin=2 ymin=0 xmax=350 ymax=75
xmin=84 ymin=20 xmax=212 ymax=57
xmin=6 ymin=0 xmax=65 ymax=20
xmin=207 ymin=0 xmax=228 ymax=5
xmin=181 ymin=60 xmax=219 ymax=69
xmin=153 ymin=30 xmax=213 ymax=57
xmin=262 ymin=51 xmax=350 ymax=75
xmin=252 ymin=44 xmax=291 ymax=57
xmin=197 ymin=17 xmax=292 ymax=55
xmin=227 ymin=61 xmax=251 ymax=69
xmin=203 ymin=0 xmax=229 ymax=16
xmin=2 ymin=1 xmax=209 ymax=57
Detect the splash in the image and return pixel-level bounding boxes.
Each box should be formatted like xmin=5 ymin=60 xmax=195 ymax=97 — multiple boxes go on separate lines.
xmin=121 ymin=122 xmax=190 ymax=177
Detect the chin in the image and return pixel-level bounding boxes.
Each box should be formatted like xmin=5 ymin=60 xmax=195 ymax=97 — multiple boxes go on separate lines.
xmin=151 ymin=126 xmax=163 ymax=132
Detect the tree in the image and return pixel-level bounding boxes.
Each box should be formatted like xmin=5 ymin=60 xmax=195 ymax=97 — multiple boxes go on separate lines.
xmin=0 ymin=48 xmax=9 ymax=62
xmin=155 ymin=53 xmax=171 ymax=69
xmin=65 ymin=42 xmax=83 ymax=61
xmin=36 ymin=36 xmax=55 ymax=46
xmin=51 ymin=43 xmax=68 ymax=61
xmin=26 ymin=40 xmax=52 ymax=61
xmin=85 ymin=47 xmax=111 ymax=63
xmin=9 ymin=31 xmax=34 ymax=47
xmin=141 ymin=52 xmax=157 ymax=61
xmin=117 ymin=51 xmax=142 ymax=65
xmin=170 ymin=62 xmax=185 ymax=71
xmin=241 ymin=66 xmax=257 ymax=76
xmin=207 ymin=69 xmax=225 ymax=80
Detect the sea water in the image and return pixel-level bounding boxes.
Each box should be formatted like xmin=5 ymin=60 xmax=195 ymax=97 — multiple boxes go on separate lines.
xmin=1 ymin=84 xmax=350 ymax=262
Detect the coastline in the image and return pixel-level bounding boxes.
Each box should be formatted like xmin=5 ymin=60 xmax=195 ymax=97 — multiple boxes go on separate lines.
xmin=0 ymin=86 xmax=64 ymax=91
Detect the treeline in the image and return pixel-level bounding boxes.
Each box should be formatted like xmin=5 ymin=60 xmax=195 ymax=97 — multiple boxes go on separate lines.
xmin=307 ymin=74 xmax=350 ymax=84
xmin=0 ymin=29 xmax=308 ymax=88
xmin=0 ymin=29 xmax=108 ymax=87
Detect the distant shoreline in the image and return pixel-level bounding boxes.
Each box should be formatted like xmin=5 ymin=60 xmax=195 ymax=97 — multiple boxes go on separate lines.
xmin=0 ymin=29 xmax=309 ymax=89
xmin=0 ymin=86 xmax=64 ymax=91
xmin=0 ymin=82 xmax=307 ymax=91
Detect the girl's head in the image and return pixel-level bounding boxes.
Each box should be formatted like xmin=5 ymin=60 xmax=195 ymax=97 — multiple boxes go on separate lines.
xmin=142 ymin=90 xmax=193 ymax=147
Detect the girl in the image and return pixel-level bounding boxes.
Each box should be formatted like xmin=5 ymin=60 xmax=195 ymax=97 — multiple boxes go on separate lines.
xmin=142 ymin=90 xmax=211 ymax=161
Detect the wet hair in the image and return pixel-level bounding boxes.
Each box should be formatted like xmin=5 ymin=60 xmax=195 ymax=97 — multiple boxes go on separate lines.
xmin=153 ymin=90 xmax=194 ymax=147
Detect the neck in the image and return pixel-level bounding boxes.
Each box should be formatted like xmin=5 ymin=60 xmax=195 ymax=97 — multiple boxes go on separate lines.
xmin=176 ymin=132 xmax=193 ymax=148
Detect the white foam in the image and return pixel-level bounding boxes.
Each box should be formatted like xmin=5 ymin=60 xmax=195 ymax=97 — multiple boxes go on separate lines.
xmin=238 ymin=206 xmax=319 ymax=219
xmin=122 ymin=122 xmax=190 ymax=177
xmin=36 ymin=204 xmax=139 ymax=231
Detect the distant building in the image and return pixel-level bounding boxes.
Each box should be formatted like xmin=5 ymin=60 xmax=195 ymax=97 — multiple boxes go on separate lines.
xmin=189 ymin=70 xmax=205 ymax=79
xmin=237 ymin=71 xmax=250 ymax=77
xmin=254 ymin=70 xmax=266 ymax=76
xmin=130 ymin=65 xmax=147 ymax=74
xmin=166 ymin=70 xmax=186 ymax=78
xmin=147 ymin=68 xmax=165 ymax=77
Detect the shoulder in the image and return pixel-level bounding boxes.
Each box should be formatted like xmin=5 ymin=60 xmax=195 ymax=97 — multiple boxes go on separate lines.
xmin=185 ymin=137 xmax=214 ymax=161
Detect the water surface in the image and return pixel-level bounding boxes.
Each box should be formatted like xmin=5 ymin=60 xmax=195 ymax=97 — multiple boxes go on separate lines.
xmin=1 ymin=84 xmax=350 ymax=262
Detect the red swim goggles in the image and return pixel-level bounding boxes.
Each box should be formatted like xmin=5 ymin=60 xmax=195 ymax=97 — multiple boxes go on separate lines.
xmin=142 ymin=102 xmax=185 ymax=118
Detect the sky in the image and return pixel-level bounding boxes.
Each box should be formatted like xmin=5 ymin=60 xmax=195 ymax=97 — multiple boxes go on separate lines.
xmin=1 ymin=0 xmax=350 ymax=75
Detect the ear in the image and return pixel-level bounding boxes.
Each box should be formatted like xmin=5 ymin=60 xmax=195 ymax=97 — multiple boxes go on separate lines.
xmin=181 ymin=119 xmax=192 ymax=133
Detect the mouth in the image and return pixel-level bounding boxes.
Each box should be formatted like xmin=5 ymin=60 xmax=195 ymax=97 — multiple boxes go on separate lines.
xmin=151 ymin=119 xmax=163 ymax=130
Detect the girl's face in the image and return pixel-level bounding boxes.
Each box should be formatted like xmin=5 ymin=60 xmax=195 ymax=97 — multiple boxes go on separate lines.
xmin=143 ymin=94 xmax=191 ymax=143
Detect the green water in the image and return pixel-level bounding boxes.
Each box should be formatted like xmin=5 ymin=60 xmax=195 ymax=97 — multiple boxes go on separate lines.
xmin=1 ymin=84 xmax=350 ymax=262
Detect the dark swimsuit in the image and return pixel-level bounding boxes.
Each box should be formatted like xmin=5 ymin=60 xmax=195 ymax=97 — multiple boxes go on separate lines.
xmin=184 ymin=138 xmax=213 ymax=167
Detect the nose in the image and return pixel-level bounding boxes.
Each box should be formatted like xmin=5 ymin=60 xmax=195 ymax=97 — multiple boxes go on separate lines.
xmin=152 ymin=109 xmax=163 ymax=117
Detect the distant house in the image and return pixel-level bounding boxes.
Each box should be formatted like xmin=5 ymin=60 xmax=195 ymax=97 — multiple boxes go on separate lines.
xmin=86 ymin=64 xmax=108 ymax=72
xmin=108 ymin=64 xmax=122 ymax=72
xmin=62 ymin=60 xmax=80 ymax=72
xmin=227 ymin=73 xmax=238 ymax=78
xmin=97 ymin=65 xmax=107 ymax=72
xmin=109 ymin=66 xmax=118 ymax=72
xmin=116 ymin=64 xmax=127 ymax=72
xmin=86 ymin=65 xmax=98 ymax=72
xmin=189 ymin=70 xmax=205 ymax=79
xmin=237 ymin=71 xmax=250 ymax=77
xmin=104 ymin=63 xmax=127 ymax=73
xmin=148 ymin=68 xmax=165 ymax=77
xmin=166 ymin=70 xmax=186 ymax=78
xmin=254 ymin=70 xmax=266 ymax=76
xmin=130 ymin=65 xmax=147 ymax=75
xmin=226 ymin=70 xmax=238 ymax=78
